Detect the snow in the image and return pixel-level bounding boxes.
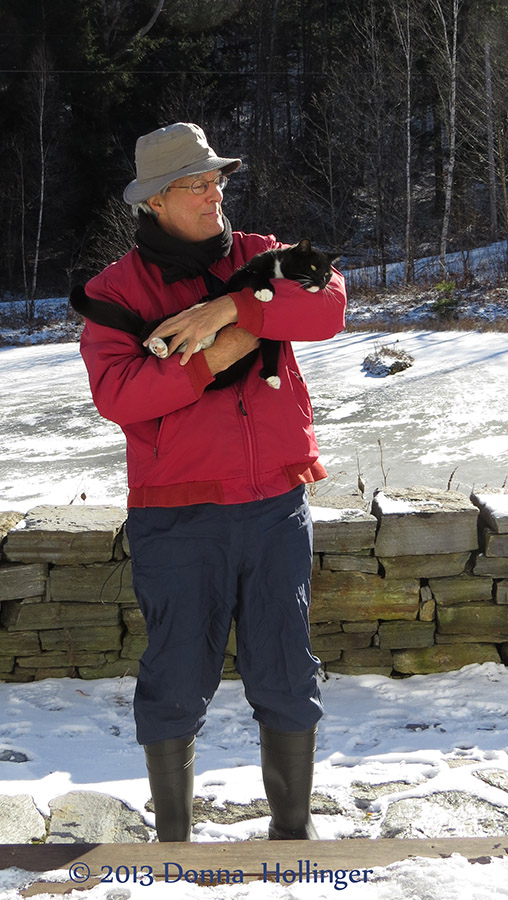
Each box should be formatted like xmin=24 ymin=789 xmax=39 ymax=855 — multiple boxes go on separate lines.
xmin=1 ymin=329 xmax=508 ymax=513
xmin=345 ymin=239 xmax=508 ymax=288
xmin=2 ymin=665 xmax=508 ymax=896
xmin=2 ymin=246 xmax=508 ymax=895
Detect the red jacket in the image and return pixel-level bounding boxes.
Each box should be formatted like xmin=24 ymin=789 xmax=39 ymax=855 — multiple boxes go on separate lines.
xmin=81 ymin=231 xmax=347 ymax=508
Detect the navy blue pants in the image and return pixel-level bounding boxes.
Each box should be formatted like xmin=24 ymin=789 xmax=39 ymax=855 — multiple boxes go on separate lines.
xmin=127 ymin=486 xmax=323 ymax=745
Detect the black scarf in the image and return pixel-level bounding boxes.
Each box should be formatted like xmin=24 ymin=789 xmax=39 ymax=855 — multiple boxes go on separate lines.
xmin=135 ymin=210 xmax=233 ymax=285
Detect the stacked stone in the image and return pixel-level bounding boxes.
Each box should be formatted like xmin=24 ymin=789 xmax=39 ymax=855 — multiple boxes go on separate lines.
xmin=372 ymin=486 xmax=505 ymax=674
xmin=0 ymin=506 xmax=143 ymax=681
xmin=470 ymin=490 xmax=508 ymax=665
xmin=309 ymin=496 xmax=391 ymax=675
xmin=2 ymin=489 xmax=508 ymax=683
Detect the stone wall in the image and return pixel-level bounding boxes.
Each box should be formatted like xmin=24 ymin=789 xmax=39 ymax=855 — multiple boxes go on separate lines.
xmin=1 ymin=486 xmax=508 ymax=682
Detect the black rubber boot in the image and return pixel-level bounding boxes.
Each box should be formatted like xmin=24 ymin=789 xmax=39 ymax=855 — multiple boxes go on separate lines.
xmin=260 ymin=723 xmax=319 ymax=840
xmin=144 ymin=736 xmax=195 ymax=841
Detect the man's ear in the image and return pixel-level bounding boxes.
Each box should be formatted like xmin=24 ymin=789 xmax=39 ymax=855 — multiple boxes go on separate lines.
xmin=146 ymin=193 xmax=163 ymax=212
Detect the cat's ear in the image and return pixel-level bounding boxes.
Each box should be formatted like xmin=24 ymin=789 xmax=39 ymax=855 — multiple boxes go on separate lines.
xmin=295 ymin=238 xmax=312 ymax=254
xmin=327 ymin=250 xmax=340 ymax=265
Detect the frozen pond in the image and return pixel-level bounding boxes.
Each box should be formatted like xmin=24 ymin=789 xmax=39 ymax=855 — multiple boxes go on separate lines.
xmin=1 ymin=330 xmax=507 ymax=512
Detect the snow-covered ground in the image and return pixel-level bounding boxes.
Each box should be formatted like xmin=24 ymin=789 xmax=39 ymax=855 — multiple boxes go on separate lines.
xmin=1 ymin=244 xmax=508 ymax=897
xmin=2 ymin=665 xmax=508 ymax=897
xmin=1 ymin=328 xmax=507 ymax=513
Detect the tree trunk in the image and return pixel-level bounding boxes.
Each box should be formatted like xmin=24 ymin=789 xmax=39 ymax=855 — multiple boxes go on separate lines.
xmin=485 ymin=40 xmax=498 ymax=240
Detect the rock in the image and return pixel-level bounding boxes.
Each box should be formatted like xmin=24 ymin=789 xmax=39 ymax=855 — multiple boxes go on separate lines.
xmin=380 ymin=791 xmax=508 ymax=838
xmin=78 ymin=659 xmax=139 ymax=679
xmin=49 ymin=561 xmax=135 ymax=604
xmin=470 ymin=490 xmax=508 ymax=533
xmin=47 ymin=790 xmax=151 ymax=843
xmin=39 ymin=625 xmax=123 ymax=652
xmin=311 ymin=506 xmax=377 ymax=553
xmin=120 ymin=633 xmax=148 ymax=659
xmin=0 ymin=794 xmax=46 ymax=842
xmin=379 ymin=552 xmax=470 ymax=579
xmin=311 ymin=570 xmax=419 ymax=622
xmin=341 ymin=647 xmax=393 ymax=667
xmin=1 ymin=599 xmax=121 ymax=631
xmin=429 ymin=574 xmax=493 ymax=605
xmin=326 ymin=663 xmax=393 ymax=676
xmin=437 ymin=603 xmax=508 ymax=635
xmin=496 ymin=581 xmax=508 ymax=605
xmin=0 ymin=513 xmax=24 ymax=562
xmin=342 ymin=620 xmax=379 ymax=633
xmin=0 ymin=563 xmax=48 ymax=601
xmin=474 ymin=769 xmax=508 ymax=793
xmin=473 ymin=555 xmax=508 ymax=577
xmin=3 ymin=506 xmax=126 ymax=565
xmin=372 ymin=487 xmax=478 ymax=557
xmin=362 ymin=345 xmax=414 ymax=377
xmin=312 ymin=631 xmax=375 ymax=658
xmin=378 ymin=621 xmax=435 ymax=649
xmin=482 ymin=528 xmax=508 ymax=557
xmin=122 ymin=608 xmax=146 ymax=634
xmin=0 ymin=630 xmax=40 ymax=657
xmin=321 ymin=553 xmax=379 ymax=574
xmin=392 ymin=643 xmax=500 ymax=674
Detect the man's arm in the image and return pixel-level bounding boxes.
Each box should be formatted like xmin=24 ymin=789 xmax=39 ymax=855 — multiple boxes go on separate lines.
xmin=80 ymin=321 xmax=258 ymax=427
xmin=142 ymin=270 xmax=347 ymax=360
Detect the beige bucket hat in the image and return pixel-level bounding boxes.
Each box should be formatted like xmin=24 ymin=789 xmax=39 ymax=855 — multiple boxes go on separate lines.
xmin=123 ymin=122 xmax=242 ymax=204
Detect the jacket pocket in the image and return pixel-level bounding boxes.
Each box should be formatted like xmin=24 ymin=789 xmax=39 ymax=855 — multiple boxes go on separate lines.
xmin=288 ymin=368 xmax=314 ymax=425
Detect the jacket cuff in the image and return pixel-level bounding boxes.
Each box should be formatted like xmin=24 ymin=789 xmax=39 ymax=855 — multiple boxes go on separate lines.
xmin=231 ymin=288 xmax=264 ymax=335
xmin=185 ymin=350 xmax=216 ymax=395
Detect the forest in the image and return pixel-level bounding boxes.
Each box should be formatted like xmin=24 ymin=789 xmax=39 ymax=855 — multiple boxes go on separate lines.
xmin=1 ymin=0 xmax=507 ymax=315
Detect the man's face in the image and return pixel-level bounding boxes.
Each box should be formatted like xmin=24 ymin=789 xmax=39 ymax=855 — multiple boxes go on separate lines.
xmin=148 ymin=169 xmax=225 ymax=242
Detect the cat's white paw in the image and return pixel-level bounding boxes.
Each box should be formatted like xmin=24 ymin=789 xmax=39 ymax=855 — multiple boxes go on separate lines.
xmin=149 ymin=337 xmax=169 ymax=358
xmin=255 ymin=288 xmax=274 ymax=303
xmin=266 ymin=375 xmax=281 ymax=389
xmin=306 ymin=285 xmax=320 ymax=293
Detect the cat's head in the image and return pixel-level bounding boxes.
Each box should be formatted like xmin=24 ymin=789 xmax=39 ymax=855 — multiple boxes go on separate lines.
xmin=284 ymin=238 xmax=339 ymax=292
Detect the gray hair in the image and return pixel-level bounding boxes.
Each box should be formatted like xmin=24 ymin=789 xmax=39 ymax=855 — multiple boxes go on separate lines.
xmin=131 ymin=182 xmax=172 ymax=219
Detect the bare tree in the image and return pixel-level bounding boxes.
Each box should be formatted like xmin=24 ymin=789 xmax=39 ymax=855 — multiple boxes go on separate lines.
xmin=427 ymin=0 xmax=464 ymax=275
xmin=392 ymin=0 xmax=414 ymax=284
xmin=19 ymin=41 xmax=57 ymax=321
xmin=485 ymin=40 xmax=498 ymax=240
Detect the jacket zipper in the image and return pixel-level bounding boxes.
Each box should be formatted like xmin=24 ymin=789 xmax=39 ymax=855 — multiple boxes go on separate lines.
xmin=236 ymin=385 xmax=264 ymax=501
xmin=153 ymin=417 xmax=163 ymax=459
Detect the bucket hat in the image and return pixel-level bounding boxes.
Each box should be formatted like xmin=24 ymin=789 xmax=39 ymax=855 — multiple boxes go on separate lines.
xmin=123 ymin=122 xmax=242 ymax=204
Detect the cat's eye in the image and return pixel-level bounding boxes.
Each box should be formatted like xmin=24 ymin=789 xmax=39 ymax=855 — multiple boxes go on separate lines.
xmin=310 ymin=264 xmax=317 ymax=271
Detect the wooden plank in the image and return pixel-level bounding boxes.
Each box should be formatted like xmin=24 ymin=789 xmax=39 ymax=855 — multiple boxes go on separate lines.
xmin=1 ymin=838 xmax=507 ymax=897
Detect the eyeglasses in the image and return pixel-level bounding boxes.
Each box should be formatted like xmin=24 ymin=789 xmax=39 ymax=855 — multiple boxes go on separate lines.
xmin=169 ymin=174 xmax=229 ymax=196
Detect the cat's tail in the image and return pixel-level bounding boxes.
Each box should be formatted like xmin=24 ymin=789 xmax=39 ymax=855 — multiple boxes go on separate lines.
xmin=69 ymin=285 xmax=145 ymax=337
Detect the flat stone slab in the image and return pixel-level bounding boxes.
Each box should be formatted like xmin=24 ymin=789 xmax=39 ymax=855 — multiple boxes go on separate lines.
xmin=310 ymin=505 xmax=378 ymax=553
xmin=372 ymin=487 xmax=478 ymax=556
xmin=471 ymin=490 xmax=508 ymax=533
xmin=311 ymin=570 xmax=419 ymax=622
xmin=0 ymin=794 xmax=46 ymax=843
xmin=3 ymin=506 xmax=126 ymax=565
xmin=0 ymin=563 xmax=47 ymax=601
xmin=380 ymin=790 xmax=508 ymax=839
xmin=429 ymin=573 xmax=493 ymax=605
xmin=392 ymin=643 xmax=500 ymax=674
xmin=379 ymin=551 xmax=470 ymax=579
xmin=47 ymin=790 xmax=152 ymax=843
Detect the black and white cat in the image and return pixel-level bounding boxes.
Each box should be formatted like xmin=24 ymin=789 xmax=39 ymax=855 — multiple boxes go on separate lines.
xmin=70 ymin=239 xmax=338 ymax=391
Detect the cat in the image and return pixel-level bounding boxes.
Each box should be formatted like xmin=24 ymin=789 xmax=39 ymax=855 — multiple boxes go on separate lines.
xmin=70 ymin=239 xmax=338 ymax=391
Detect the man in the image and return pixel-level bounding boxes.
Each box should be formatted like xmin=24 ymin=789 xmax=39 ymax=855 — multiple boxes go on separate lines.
xmin=80 ymin=122 xmax=347 ymax=842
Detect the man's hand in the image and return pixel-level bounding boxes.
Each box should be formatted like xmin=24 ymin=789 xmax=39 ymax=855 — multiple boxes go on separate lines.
xmin=203 ymin=326 xmax=260 ymax=375
xmin=144 ymin=295 xmax=239 ymax=365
